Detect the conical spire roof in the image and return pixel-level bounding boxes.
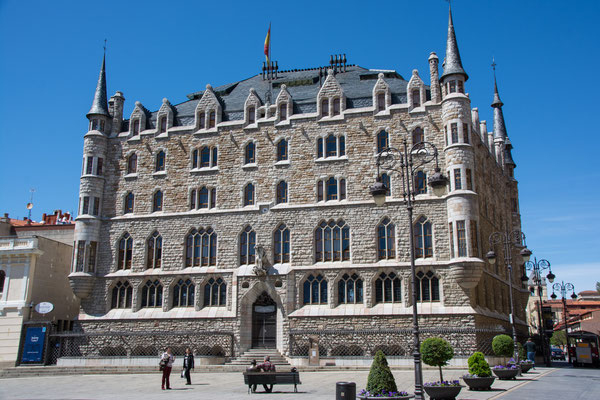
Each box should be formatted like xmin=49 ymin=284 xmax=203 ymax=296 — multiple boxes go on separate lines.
xmin=441 ymin=6 xmax=468 ymax=81
xmin=492 ymin=70 xmax=507 ymax=140
xmin=87 ymin=53 xmax=110 ymax=118
xmin=504 ymin=137 xmax=516 ymax=167
xmin=491 ymin=68 xmax=503 ymax=108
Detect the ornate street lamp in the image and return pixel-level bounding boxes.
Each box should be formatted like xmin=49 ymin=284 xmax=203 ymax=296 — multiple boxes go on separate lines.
xmin=551 ymin=281 xmax=576 ymax=363
xmin=370 ymin=139 xmax=447 ymax=400
xmin=486 ymin=230 xmax=531 ymax=362
xmin=521 ymin=257 xmax=554 ymax=366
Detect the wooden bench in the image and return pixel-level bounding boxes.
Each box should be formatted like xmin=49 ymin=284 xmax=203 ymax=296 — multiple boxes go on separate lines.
xmin=243 ymin=371 xmax=302 ymax=393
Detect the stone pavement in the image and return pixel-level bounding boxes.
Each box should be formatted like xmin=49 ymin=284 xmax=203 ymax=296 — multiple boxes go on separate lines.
xmin=0 ymin=367 xmax=557 ymax=400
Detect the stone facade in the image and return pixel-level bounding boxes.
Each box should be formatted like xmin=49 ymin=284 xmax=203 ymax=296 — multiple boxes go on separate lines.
xmin=67 ymin=10 xmax=530 ymax=363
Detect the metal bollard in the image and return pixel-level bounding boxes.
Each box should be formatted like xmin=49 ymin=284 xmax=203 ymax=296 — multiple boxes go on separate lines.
xmin=336 ymin=381 xmax=356 ymax=400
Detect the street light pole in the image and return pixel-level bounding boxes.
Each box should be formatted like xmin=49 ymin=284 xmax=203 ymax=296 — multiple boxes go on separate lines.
xmin=551 ymin=281 xmax=576 ymax=364
xmin=486 ymin=230 xmax=531 ymax=362
xmin=370 ymin=139 xmax=447 ymax=400
xmin=522 ymin=257 xmax=554 ymax=367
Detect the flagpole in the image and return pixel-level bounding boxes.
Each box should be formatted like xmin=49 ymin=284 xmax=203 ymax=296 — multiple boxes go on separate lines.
xmin=268 ymin=22 xmax=273 ymax=102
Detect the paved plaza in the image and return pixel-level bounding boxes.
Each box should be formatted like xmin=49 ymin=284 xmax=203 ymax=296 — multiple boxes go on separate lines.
xmin=0 ymin=367 xmax=575 ymax=400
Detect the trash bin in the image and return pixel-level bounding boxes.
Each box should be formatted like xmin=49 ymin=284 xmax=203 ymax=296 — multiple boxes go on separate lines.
xmin=336 ymin=381 xmax=356 ymax=399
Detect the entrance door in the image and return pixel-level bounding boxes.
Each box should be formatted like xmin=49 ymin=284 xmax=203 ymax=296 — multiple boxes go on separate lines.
xmin=252 ymin=292 xmax=277 ymax=348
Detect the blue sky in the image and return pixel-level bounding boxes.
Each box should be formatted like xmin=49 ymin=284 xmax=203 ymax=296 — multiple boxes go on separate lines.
xmin=1 ymin=0 xmax=598 ymax=294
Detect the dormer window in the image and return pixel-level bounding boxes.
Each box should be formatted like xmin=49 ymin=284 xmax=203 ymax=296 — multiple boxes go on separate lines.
xmin=199 ymin=112 xmax=206 ymax=130
xmin=377 ymin=93 xmax=385 ymax=112
xmin=248 ymin=107 xmax=256 ymax=124
xmin=279 ymin=103 xmax=287 ymax=120
xmin=158 ymin=116 xmax=167 ymax=133
xmin=209 ymin=110 xmax=216 ymax=128
xmin=412 ymin=89 xmax=421 ymax=108
xmin=132 ymin=119 xmax=140 ymax=135
xmin=332 ymin=98 xmax=340 ymax=116
xmin=321 ymin=99 xmax=329 ymax=118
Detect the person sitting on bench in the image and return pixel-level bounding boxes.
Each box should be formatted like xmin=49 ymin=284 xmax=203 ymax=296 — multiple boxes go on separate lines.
xmin=257 ymin=356 xmax=276 ymax=392
xmin=247 ymin=359 xmax=259 ymax=392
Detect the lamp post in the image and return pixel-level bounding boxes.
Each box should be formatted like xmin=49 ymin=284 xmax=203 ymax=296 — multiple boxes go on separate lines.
xmin=551 ymin=281 xmax=577 ymax=364
xmin=485 ymin=230 xmax=532 ymax=362
xmin=521 ymin=258 xmax=554 ymax=366
xmin=370 ymin=139 xmax=447 ymax=400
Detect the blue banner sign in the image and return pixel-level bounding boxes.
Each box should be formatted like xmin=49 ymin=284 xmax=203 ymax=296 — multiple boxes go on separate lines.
xmin=21 ymin=327 xmax=46 ymax=363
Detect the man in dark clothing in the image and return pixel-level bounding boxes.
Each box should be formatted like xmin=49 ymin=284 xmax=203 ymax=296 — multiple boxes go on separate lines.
xmin=247 ymin=359 xmax=259 ymax=392
xmin=257 ymin=356 xmax=276 ymax=392
xmin=183 ymin=348 xmax=194 ymax=385
xmin=524 ymin=338 xmax=536 ymax=369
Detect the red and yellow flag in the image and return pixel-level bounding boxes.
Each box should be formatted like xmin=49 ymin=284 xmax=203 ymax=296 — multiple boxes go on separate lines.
xmin=264 ymin=23 xmax=271 ymax=64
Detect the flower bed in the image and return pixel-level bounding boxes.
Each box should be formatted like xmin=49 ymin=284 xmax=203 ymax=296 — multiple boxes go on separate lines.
xmin=492 ymin=365 xmax=520 ymax=380
xmin=358 ymin=389 xmax=413 ymax=399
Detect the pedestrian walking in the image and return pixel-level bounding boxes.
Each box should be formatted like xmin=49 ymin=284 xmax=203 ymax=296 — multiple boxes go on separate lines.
xmin=160 ymin=347 xmax=175 ymax=390
xmin=524 ymin=338 xmax=536 ymax=369
xmin=183 ymin=347 xmax=194 ymax=385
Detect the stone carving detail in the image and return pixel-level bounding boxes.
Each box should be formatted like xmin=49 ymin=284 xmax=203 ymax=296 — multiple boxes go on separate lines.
xmin=253 ymin=245 xmax=269 ymax=276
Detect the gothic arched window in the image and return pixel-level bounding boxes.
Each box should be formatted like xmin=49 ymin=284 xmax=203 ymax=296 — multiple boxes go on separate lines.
xmin=124 ymin=192 xmax=134 ymax=214
xmin=155 ymin=150 xmax=165 ymax=172
xmin=152 ymin=190 xmax=163 ymax=212
xmin=146 ymin=231 xmax=162 ymax=269
xmin=415 ymin=171 xmax=427 ymax=195
xmin=303 ymin=274 xmax=327 ymax=305
xmin=414 ymin=216 xmax=433 ymax=258
xmin=127 ymin=153 xmax=137 ymax=174
xmin=141 ymin=279 xmax=163 ymax=308
xmin=377 ymin=217 xmax=395 ymax=260
xmin=185 ymin=228 xmax=217 ymax=267
xmin=111 ymin=281 xmax=132 ymax=309
xmin=118 ymin=232 xmax=133 ymax=270
xmin=277 ymin=139 xmax=288 ymax=161
xmin=243 ymin=183 xmax=255 ymax=206
xmin=412 ymin=127 xmax=424 ymax=147
xmin=377 ymin=130 xmax=389 ymax=154
xmin=416 ymin=271 xmax=440 ymax=302
xmin=276 ymin=181 xmax=287 ymax=204
xmin=173 ymin=279 xmax=195 ymax=307
xmin=338 ymin=273 xmax=363 ymax=304
xmin=273 ymin=224 xmax=290 ymax=264
xmin=240 ymin=226 xmax=256 ymax=265
xmin=315 ymin=220 xmax=350 ymax=262
xmin=375 ymin=272 xmax=401 ymax=303
xmin=245 ymin=142 xmax=256 ymax=164
xmin=204 ymin=277 xmax=226 ymax=306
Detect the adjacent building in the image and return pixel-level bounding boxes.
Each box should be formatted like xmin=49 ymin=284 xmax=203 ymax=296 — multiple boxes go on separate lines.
xmin=67 ymin=8 xmax=530 ymax=364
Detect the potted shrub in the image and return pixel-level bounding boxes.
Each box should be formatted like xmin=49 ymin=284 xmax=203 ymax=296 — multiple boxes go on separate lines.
xmin=461 ymin=352 xmax=495 ymax=390
xmin=517 ymin=343 xmax=533 ymax=373
xmin=491 ymin=335 xmax=520 ymax=380
xmin=420 ymin=337 xmax=462 ymax=400
xmin=358 ymin=350 xmax=413 ymax=399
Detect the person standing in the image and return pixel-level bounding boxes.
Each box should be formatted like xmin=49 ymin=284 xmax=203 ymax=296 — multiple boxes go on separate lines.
xmin=183 ymin=348 xmax=195 ymax=385
xmin=257 ymin=356 xmax=276 ymax=392
xmin=524 ymin=338 xmax=536 ymax=369
xmin=160 ymin=347 xmax=175 ymax=390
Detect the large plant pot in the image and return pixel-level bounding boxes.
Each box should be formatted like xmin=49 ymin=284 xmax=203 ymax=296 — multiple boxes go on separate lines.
xmin=520 ymin=363 xmax=533 ymax=373
xmin=461 ymin=376 xmax=495 ymax=391
xmin=492 ymin=367 xmax=520 ymax=380
xmin=422 ymin=385 xmax=462 ymax=400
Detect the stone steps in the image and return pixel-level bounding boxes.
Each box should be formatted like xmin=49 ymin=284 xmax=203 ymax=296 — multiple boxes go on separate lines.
xmin=227 ymin=348 xmax=291 ymax=367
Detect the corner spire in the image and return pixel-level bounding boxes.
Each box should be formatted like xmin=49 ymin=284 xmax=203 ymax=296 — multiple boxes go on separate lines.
xmin=491 ymin=58 xmax=503 ymax=107
xmin=491 ymin=60 xmax=507 ymax=141
xmin=87 ymin=45 xmax=110 ymax=118
xmin=440 ymin=5 xmax=468 ymax=81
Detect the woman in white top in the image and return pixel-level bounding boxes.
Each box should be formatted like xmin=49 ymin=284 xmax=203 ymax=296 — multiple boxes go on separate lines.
xmin=160 ymin=347 xmax=175 ymax=390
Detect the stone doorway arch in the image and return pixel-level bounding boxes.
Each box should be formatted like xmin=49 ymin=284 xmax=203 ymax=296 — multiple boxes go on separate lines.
xmin=239 ymin=282 xmax=285 ymax=353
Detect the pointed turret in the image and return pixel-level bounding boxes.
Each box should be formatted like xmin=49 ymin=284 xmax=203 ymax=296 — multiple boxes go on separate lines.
xmin=492 ymin=70 xmax=507 ymax=142
xmin=441 ymin=6 xmax=468 ymax=81
xmin=87 ymin=53 xmax=110 ymax=118
xmin=504 ymin=137 xmax=516 ymax=168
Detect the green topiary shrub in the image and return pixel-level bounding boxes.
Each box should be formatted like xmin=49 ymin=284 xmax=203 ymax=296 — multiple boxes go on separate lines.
xmin=421 ymin=337 xmax=454 ymax=382
xmin=467 ymin=352 xmax=492 ymax=377
xmin=516 ymin=342 xmax=526 ymax=362
xmin=492 ymin=335 xmax=514 ymax=358
xmin=366 ymin=350 xmax=398 ymax=394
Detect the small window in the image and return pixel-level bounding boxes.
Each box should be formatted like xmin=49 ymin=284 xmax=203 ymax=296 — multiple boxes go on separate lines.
xmin=339 ymin=135 xmax=346 ymax=156
xmin=244 ymin=183 xmax=254 ymax=206
xmin=159 ymin=117 xmax=167 ymax=133
xmin=127 ymin=153 xmax=137 ymax=174
xmin=147 ymin=231 xmax=162 ymax=269
xmin=92 ymin=197 xmax=100 ymax=216
xmin=204 ymin=277 xmax=226 ymax=307
xmin=85 ymin=157 xmax=94 ymax=175
xmin=326 ymin=177 xmax=337 ymax=201
xmin=457 ymin=80 xmax=464 ymax=93
xmin=240 ymin=226 xmax=256 ymax=265
xmin=412 ymin=127 xmax=424 ymax=147
xmin=124 ymin=192 xmax=134 ymax=214
xmin=416 ymin=271 xmax=439 ymax=302
xmin=317 ymin=180 xmax=324 ymax=202
xmin=338 ymin=273 xmax=363 ymax=304
xmin=463 ymin=123 xmax=469 ymax=144
xmin=454 ymin=169 xmax=462 ymax=190
xmin=315 ymin=219 xmax=350 ymax=262
xmin=375 ymin=272 xmax=401 ymax=303
xmin=466 ymin=169 xmax=473 ymax=191
xmin=75 ymin=240 xmax=86 ymax=272
xmin=414 ymin=216 xmax=433 ymax=258
xmin=248 ymin=106 xmax=255 ymax=124
xmin=448 ymin=81 xmax=456 ymax=94
xmin=192 ymin=149 xmax=199 ymax=169
xmin=141 ymin=280 xmax=163 ymax=308
xmin=377 ymin=93 xmax=385 ymax=112
xmin=325 ymin=134 xmax=337 ymax=157
xmin=321 ymin=98 xmax=329 ymax=118
xmin=96 ymin=158 xmax=103 ymax=175
xmin=152 ymin=190 xmax=163 ymax=212
xmin=87 ymin=241 xmax=97 ymax=272
xmin=377 ymin=130 xmax=389 ymax=154
xmin=82 ymin=196 xmax=90 ymax=215
xmin=155 ymin=151 xmax=166 ymax=172
xmin=273 ymin=223 xmax=290 ymax=264
xmin=449 ymin=222 xmax=455 ymax=258
xmin=317 ymin=138 xmax=323 ymax=158
xmin=209 ymin=110 xmax=216 ymax=128
xmin=470 ymin=220 xmax=479 ymax=258
xmin=379 ymin=173 xmax=391 ymax=195
xmin=245 ymin=142 xmax=256 ymax=164
xmin=451 ymin=123 xmax=458 ymax=144
xmin=277 ymin=139 xmax=288 ymax=161
xmin=190 ymin=189 xmax=197 ymax=210
xmin=111 ymin=281 xmax=132 ymax=309
xmin=444 ymin=126 xmax=448 ymax=147
xmin=276 ymin=181 xmax=287 ymax=204
xmin=332 ymin=98 xmax=340 ymax=116
xmin=377 ymin=217 xmax=396 ymax=260
xmin=303 ymin=275 xmax=327 ymax=305
xmin=200 ymin=147 xmax=211 ymax=168
xmin=118 ymin=232 xmax=133 ymax=269
xmin=279 ymin=103 xmax=287 ymax=120
xmin=415 ymin=171 xmax=427 ymax=195
xmin=412 ymin=89 xmax=420 ymax=108
xmin=212 ymin=147 xmax=218 ymax=166
xmin=457 ymin=220 xmax=467 ymax=257
xmin=133 ymin=119 xmax=140 ymax=135
xmin=173 ymin=279 xmax=195 ymax=307
xmin=199 ymin=112 xmax=206 ymax=130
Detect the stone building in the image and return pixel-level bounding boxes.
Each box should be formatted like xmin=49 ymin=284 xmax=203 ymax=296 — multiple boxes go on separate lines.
xmin=67 ymin=8 xmax=530 ymax=365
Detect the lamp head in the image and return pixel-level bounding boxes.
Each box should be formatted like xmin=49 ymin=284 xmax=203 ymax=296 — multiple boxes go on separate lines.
xmin=370 ymin=180 xmax=388 ymax=207
xmin=546 ymin=272 xmax=555 ymax=284
xmin=571 ymin=293 xmax=578 ymax=300
xmin=486 ymin=250 xmax=497 ymax=265
xmin=520 ymin=247 xmax=532 ymax=262
xmin=428 ymin=167 xmax=448 ymax=197
xmin=520 ymin=273 xmax=529 ymax=282
xmin=551 ymin=292 xmax=557 ymax=300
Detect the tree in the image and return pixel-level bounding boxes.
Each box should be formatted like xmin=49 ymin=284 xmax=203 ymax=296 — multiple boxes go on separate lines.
xmin=467 ymin=352 xmax=492 ymax=377
xmin=366 ymin=350 xmax=398 ymax=394
xmin=492 ymin=334 xmax=514 ymax=362
xmin=421 ymin=337 xmax=454 ymax=382
xmin=551 ymin=330 xmax=567 ymax=347
xmin=596 ymin=281 xmax=600 ymax=294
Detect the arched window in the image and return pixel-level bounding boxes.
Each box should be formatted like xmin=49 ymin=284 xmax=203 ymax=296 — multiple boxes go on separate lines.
xmin=377 ymin=218 xmax=395 ymax=260
xmin=199 ymin=187 xmax=209 ymax=208
xmin=276 ymin=139 xmax=288 ymax=161
xmin=377 ymin=130 xmax=389 ymax=154
xmin=414 ymin=216 xmax=433 ymax=258
xmin=240 ymin=226 xmax=256 ymax=265
xmin=325 ymin=134 xmax=337 ymax=157
xmin=273 ymin=224 xmax=290 ymax=264
xmin=147 ymin=231 xmax=162 ymax=269
xmin=415 ymin=171 xmax=427 ymax=195
xmin=375 ymin=272 xmax=401 ymax=303
xmin=185 ymin=228 xmax=217 ymax=267
xmin=317 ymin=177 xmax=346 ymax=202
xmin=377 ymin=92 xmax=386 ymax=112
xmin=243 ymin=183 xmax=254 ymax=206
xmin=0 ymin=270 xmax=6 ymax=295
xmin=317 ymin=137 xmax=323 ymax=158
xmin=208 ymin=110 xmax=216 ymax=128
xmin=124 ymin=192 xmax=134 ymax=214
xmin=332 ymin=98 xmax=341 ymax=116
xmin=118 ymin=233 xmax=133 ymax=269
xmin=279 ymin=103 xmax=287 ymax=120
xmin=245 ymin=142 xmax=256 ymax=164
xmin=315 ymin=220 xmax=350 ymax=262
xmin=380 ymin=173 xmax=391 ymax=195
xmin=321 ymin=98 xmax=329 ymax=118
xmin=141 ymin=280 xmax=163 ymax=308
xmin=412 ymin=127 xmax=424 ymax=147
xmin=127 ymin=153 xmax=137 ymax=174
xmin=338 ymin=273 xmax=363 ymax=304
xmin=155 ymin=150 xmax=165 ymax=172
xmin=200 ymin=146 xmax=211 ymax=168
xmin=173 ymin=279 xmax=195 ymax=307
xmin=190 ymin=189 xmax=196 ymax=210
xmin=303 ymin=275 xmax=327 ymax=305
xmin=276 ymin=181 xmax=287 ymax=204
xmin=152 ymin=190 xmax=163 ymax=212
xmin=416 ymin=271 xmax=440 ymax=302
xmin=190 ymin=187 xmax=216 ymax=209
xmin=204 ymin=277 xmax=226 ymax=306
xmin=111 ymin=281 xmax=132 ymax=309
